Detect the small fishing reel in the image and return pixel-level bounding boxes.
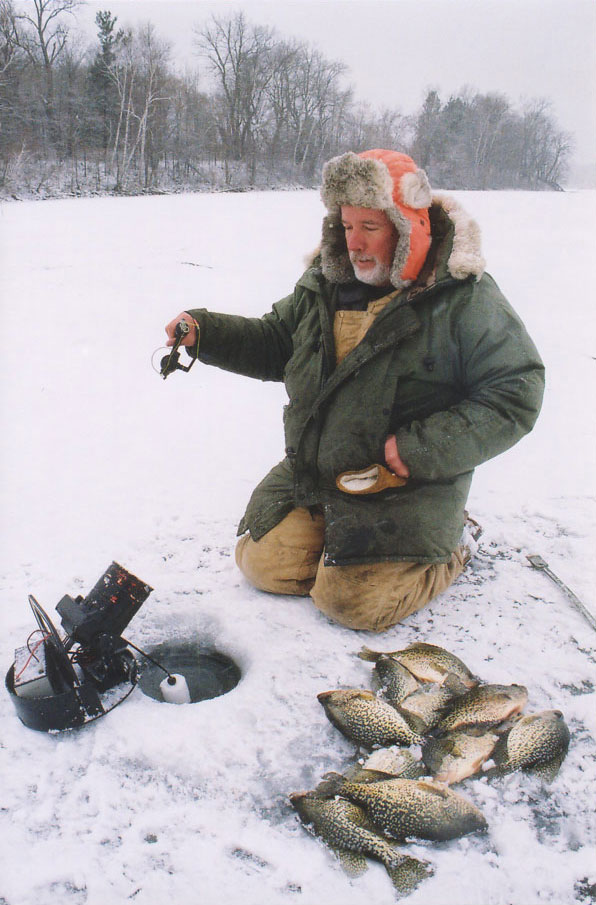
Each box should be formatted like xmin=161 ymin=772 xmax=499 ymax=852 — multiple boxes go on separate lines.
xmin=159 ymin=320 xmax=197 ymax=379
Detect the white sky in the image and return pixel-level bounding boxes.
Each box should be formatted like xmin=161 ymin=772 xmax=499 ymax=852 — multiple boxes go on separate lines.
xmin=74 ymin=0 xmax=596 ymax=173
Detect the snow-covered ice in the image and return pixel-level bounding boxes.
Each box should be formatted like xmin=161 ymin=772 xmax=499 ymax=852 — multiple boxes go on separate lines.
xmin=0 ymin=189 xmax=595 ymax=905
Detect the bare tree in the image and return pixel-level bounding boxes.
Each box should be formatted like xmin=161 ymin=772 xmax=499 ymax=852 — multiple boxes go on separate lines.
xmin=107 ymin=22 xmax=172 ymax=189
xmin=196 ymin=12 xmax=276 ymax=180
xmin=265 ymin=40 xmax=350 ymax=178
xmin=0 ymin=0 xmax=20 ymax=76
xmin=343 ymin=104 xmax=407 ymax=156
xmin=519 ymin=98 xmax=572 ymax=189
xmin=13 ymin=0 xmax=80 ymax=148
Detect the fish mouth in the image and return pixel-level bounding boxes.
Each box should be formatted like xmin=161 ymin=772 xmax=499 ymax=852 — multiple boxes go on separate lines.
xmin=317 ymin=691 xmax=333 ymax=702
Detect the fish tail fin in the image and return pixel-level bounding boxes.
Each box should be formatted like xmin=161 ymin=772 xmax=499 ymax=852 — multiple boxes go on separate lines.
xmin=384 ymin=854 xmax=434 ymax=898
xmin=357 ymin=645 xmax=382 ymax=662
xmin=336 ymin=848 xmax=368 ymax=877
xmin=315 ymin=772 xmax=346 ymax=797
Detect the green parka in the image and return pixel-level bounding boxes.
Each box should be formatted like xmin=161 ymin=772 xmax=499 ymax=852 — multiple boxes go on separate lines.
xmin=187 ymin=196 xmax=544 ymax=567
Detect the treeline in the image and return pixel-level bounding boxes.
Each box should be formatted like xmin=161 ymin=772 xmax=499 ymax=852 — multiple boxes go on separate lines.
xmin=0 ymin=0 xmax=573 ymax=198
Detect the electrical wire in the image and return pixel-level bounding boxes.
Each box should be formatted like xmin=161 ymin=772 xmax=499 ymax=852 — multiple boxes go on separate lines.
xmin=15 ymin=634 xmax=50 ymax=680
xmin=26 ymin=629 xmax=47 ymax=658
xmin=121 ymin=637 xmax=171 ymax=678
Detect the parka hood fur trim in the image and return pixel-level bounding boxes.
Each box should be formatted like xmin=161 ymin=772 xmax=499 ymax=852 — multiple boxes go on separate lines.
xmin=318 ymin=149 xmax=485 ymax=289
xmin=311 ymin=192 xmax=485 ymax=289
xmin=432 ymin=192 xmax=486 ymax=281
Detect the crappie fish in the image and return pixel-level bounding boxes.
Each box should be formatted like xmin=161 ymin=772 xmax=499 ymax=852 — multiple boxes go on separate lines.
xmin=290 ymin=791 xmax=433 ymax=896
xmin=363 ymin=746 xmax=427 ymax=780
xmin=422 ymin=728 xmax=500 ymax=784
xmin=437 ymin=683 xmax=528 ymax=734
xmin=491 ymin=710 xmax=570 ymax=778
xmin=319 ymin=771 xmax=487 ymax=842
xmin=359 ymin=642 xmax=477 ymax=689
xmin=398 ymin=675 xmax=468 ymax=734
xmin=318 ymin=689 xmax=421 ymax=749
xmin=371 ymin=654 xmax=420 ymax=707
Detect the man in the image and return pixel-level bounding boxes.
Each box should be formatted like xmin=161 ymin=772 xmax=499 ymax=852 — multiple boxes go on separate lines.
xmin=165 ymin=149 xmax=544 ymax=632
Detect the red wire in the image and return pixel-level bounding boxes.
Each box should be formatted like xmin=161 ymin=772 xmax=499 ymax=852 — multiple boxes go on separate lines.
xmin=15 ymin=635 xmax=50 ymax=680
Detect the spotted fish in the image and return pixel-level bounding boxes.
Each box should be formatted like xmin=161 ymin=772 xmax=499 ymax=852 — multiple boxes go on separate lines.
xmin=290 ymin=791 xmax=433 ymax=896
xmin=398 ymin=674 xmax=469 ymax=734
xmin=317 ymin=689 xmax=421 ymax=749
xmin=370 ymin=654 xmax=420 ymax=707
xmin=422 ymin=728 xmax=500 ymax=784
xmin=317 ymin=771 xmax=487 ymax=841
xmin=359 ymin=642 xmax=477 ymax=689
xmin=363 ymin=746 xmax=427 ymax=780
xmin=491 ymin=710 xmax=570 ymax=778
xmin=436 ymin=683 xmax=528 ymax=734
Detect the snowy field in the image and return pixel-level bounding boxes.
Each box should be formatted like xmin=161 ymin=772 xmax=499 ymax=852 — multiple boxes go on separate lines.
xmin=0 ymin=188 xmax=595 ymax=905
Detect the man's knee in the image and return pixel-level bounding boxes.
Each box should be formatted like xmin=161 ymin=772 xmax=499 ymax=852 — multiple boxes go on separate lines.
xmin=310 ymin=552 xmax=466 ymax=632
xmin=235 ymin=508 xmax=324 ymax=596
xmin=310 ymin=563 xmax=404 ymax=631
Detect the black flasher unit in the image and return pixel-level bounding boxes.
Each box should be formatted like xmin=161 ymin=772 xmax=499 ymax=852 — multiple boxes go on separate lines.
xmin=5 ymin=563 xmax=153 ymax=732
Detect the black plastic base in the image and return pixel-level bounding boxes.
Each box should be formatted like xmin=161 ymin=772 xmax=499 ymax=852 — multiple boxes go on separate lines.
xmin=5 ymin=664 xmax=105 ymax=731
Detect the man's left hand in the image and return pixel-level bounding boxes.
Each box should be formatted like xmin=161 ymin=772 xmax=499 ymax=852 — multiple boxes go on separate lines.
xmin=385 ymin=435 xmax=410 ymax=478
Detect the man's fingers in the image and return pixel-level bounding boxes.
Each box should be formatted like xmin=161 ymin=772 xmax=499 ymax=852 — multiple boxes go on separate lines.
xmin=385 ymin=434 xmax=410 ymax=478
xmin=165 ymin=313 xmax=197 ymax=347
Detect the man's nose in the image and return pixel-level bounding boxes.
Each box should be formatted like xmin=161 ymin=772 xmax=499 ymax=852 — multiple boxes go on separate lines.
xmin=346 ymin=228 xmax=365 ymax=252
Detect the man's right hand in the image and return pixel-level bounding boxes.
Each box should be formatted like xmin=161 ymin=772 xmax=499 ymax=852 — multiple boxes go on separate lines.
xmin=384 ymin=434 xmax=410 ymax=478
xmin=165 ymin=312 xmax=198 ymax=347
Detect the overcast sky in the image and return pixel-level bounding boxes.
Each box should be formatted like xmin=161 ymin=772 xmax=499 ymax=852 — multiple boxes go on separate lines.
xmin=75 ymin=0 xmax=596 ymax=174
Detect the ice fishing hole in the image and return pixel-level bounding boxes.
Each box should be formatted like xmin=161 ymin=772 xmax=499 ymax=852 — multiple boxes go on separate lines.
xmin=137 ymin=640 xmax=241 ymax=703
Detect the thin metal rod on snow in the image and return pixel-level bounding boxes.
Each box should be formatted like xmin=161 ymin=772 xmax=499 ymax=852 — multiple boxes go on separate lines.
xmin=527 ymin=554 xmax=596 ymax=633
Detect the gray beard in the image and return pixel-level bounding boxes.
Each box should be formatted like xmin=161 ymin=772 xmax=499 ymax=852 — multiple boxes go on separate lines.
xmin=350 ymin=255 xmax=392 ymax=287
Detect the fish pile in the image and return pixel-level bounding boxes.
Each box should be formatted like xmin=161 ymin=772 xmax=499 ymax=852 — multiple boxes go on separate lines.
xmin=290 ymin=642 xmax=570 ymax=898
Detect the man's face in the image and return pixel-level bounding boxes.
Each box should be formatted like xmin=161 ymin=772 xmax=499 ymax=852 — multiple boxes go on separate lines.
xmin=341 ymin=206 xmax=398 ymax=286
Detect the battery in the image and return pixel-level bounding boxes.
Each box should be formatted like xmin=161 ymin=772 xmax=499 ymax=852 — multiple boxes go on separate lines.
xmin=13 ymin=642 xmax=53 ymax=698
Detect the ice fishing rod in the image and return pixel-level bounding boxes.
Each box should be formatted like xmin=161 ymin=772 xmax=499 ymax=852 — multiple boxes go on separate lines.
xmin=527 ymin=554 xmax=596 ymax=633
xmin=158 ymin=319 xmax=198 ymax=379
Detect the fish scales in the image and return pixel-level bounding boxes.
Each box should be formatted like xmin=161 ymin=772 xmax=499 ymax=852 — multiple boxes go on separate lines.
xmin=372 ymin=655 xmax=420 ymax=706
xmin=360 ymin=643 xmax=477 ymax=688
xmin=398 ymin=680 xmax=464 ymax=734
xmin=292 ymin=794 xmax=396 ymax=857
xmin=492 ymin=710 xmax=570 ymax=774
xmin=290 ymin=793 xmax=433 ymax=895
xmin=437 ymin=683 xmax=528 ymax=733
xmin=335 ymin=776 xmax=487 ymax=841
xmin=318 ymin=689 xmax=421 ymax=748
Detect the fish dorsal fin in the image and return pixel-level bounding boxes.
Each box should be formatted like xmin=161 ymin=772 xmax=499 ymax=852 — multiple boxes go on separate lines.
xmin=358 ymin=689 xmax=377 ymax=701
xmin=416 ymin=779 xmax=450 ymax=797
xmin=345 ymin=765 xmax=397 ymax=783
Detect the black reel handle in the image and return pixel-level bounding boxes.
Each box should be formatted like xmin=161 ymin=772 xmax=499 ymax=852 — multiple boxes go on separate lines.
xmin=160 ymin=320 xmax=196 ymax=379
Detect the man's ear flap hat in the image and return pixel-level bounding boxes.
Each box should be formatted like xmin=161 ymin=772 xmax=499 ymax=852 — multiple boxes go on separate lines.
xmin=320 ymin=149 xmax=432 ymax=288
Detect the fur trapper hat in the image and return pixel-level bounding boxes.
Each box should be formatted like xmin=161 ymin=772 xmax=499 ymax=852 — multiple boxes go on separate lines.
xmin=320 ymin=149 xmax=433 ymax=288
